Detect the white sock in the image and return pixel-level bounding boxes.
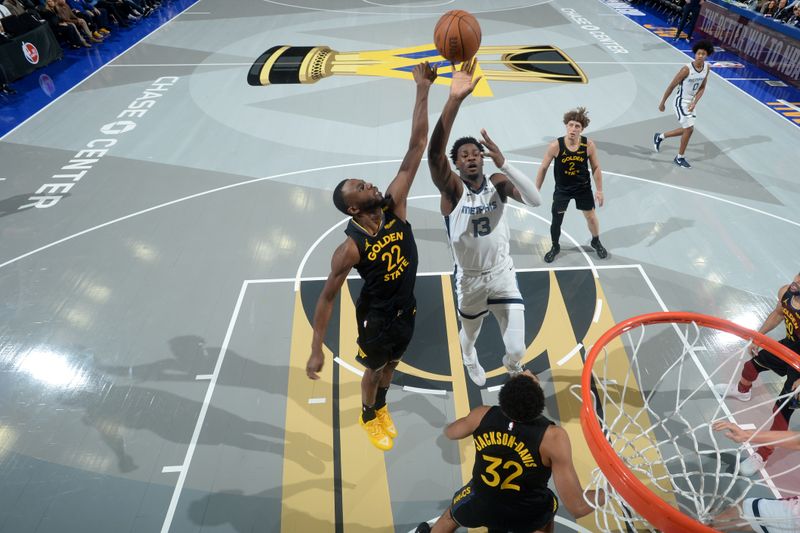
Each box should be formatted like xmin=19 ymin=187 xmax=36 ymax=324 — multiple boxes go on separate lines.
xmin=658 ymin=134 xmax=664 ymax=141
xmin=678 ymin=153 xmax=684 ymax=158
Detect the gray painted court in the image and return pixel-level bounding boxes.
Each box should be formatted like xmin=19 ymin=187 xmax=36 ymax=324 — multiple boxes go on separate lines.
xmin=1 ymin=0 xmax=799 ymax=531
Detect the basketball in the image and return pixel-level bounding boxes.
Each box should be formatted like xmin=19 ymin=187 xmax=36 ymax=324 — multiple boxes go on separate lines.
xmin=433 ymin=10 xmax=482 ymax=63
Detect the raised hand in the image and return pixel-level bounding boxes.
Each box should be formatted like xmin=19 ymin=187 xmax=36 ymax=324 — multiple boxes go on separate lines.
xmin=449 ymin=58 xmax=482 ymax=101
xmin=479 ymin=128 xmax=505 ymax=168
xmin=412 ymin=61 xmax=437 ymax=87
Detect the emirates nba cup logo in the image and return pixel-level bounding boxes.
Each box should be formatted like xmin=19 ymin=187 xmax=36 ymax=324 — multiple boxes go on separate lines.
xmin=22 ymin=42 xmax=39 ymax=65
xmin=247 ymin=44 xmax=587 ymax=97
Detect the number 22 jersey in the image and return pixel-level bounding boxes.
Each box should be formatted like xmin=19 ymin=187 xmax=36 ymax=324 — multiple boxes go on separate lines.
xmin=445 ymin=178 xmax=511 ymax=274
xmin=344 ymin=207 xmax=418 ymax=312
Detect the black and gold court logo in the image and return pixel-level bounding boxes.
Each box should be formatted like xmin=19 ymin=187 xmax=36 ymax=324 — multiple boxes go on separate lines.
xmin=247 ymin=44 xmax=587 ymax=97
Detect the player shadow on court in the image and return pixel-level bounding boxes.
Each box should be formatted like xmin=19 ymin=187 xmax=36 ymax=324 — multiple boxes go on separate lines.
xmin=0 ymin=193 xmax=55 ymax=218
xmin=62 ymin=367 xmax=332 ymax=475
xmin=593 ymin=140 xmax=656 ymax=160
xmin=689 ymin=135 xmax=771 ymax=162
xmin=389 ymin=392 xmax=449 ymax=430
xmin=99 ymin=335 xmax=294 ymax=396
xmin=600 ymin=217 xmax=694 ymax=249
xmin=594 ymin=135 xmax=770 ymax=165
xmin=186 ymin=481 xmax=381 ymax=533
xmin=96 ymin=335 xmax=342 ymax=426
xmin=97 ymin=335 xmax=240 ymax=384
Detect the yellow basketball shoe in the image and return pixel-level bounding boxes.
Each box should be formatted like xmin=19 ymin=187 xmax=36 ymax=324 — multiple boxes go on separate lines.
xmin=375 ymin=405 xmax=398 ymax=439
xmin=360 ymin=414 xmax=393 ymax=451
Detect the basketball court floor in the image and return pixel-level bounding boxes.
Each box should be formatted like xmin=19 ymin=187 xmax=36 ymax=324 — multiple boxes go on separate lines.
xmin=0 ymin=0 xmax=799 ymax=531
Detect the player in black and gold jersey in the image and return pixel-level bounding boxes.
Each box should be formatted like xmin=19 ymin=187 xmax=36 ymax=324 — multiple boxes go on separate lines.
xmin=715 ymin=272 xmax=800 ymax=475
xmin=416 ymin=371 xmax=603 ymax=532
xmin=305 ymin=62 xmax=436 ymax=451
xmin=535 ymin=107 xmax=608 ymax=263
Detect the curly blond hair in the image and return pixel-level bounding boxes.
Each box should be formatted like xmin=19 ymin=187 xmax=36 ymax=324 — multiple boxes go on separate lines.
xmin=563 ymin=107 xmax=590 ymax=129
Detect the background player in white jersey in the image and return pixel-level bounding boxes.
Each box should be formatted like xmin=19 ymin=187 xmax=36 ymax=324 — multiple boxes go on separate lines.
xmin=427 ymin=59 xmax=542 ymax=386
xmin=653 ymin=40 xmax=714 ymax=168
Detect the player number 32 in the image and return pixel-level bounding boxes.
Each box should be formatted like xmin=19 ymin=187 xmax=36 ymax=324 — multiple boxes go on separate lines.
xmin=480 ymin=454 xmax=523 ymax=491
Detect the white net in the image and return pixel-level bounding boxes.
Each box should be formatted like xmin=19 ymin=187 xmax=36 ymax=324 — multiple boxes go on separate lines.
xmin=579 ymin=319 xmax=800 ymax=532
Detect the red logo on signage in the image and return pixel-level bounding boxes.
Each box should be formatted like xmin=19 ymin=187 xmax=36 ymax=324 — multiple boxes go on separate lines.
xmin=22 ymin=42 xmax=39 ymax=65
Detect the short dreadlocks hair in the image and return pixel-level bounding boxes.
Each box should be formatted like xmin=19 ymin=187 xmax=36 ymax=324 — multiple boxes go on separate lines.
xmin=563 ymin=107 xmax=590 ymax=129
xmin=450 ymin=136 xmax=483 ymax=165
xmin=499 ymin=374 xmax=545 ymax=423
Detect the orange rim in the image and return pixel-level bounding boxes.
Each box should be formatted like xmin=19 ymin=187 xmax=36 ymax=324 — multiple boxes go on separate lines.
xmin=580 ymin=311 xmax=800 ymax=533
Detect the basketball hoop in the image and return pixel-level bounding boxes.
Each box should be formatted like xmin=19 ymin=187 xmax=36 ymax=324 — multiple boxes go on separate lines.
xmin=580 ymin=311 xmax=800 ymax=533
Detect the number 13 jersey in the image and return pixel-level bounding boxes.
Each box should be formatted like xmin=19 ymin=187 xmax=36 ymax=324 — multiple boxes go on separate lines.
xmin=445 ymin=178 xmax=511 ymax=274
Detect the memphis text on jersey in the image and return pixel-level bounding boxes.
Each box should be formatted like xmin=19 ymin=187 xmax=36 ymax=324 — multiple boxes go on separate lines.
xmin=365 ymin=228 xmax=410 ymax=281
xmin=462 ymin=200 xmax=498 ymax=216
xmin=474 ymin=431 xmax=537 ymax=468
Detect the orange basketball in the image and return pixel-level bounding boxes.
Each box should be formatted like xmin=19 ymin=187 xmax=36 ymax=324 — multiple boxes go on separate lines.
xmin=433 ymin=10 xmax=482 ymax=63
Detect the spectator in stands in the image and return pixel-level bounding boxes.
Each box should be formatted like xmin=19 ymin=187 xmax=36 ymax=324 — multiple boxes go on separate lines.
xmin=39 ymin=0 xmax=90 ymax=47
xmin=66 ymin=0 xmax=109 ymax=38
xmin=0 ymin=18 xmax=17 ymax=95
xmin=775 ymin=0 xmax=799 ymax=20
xmin=53 ymin=0 xmax=100 ymax=43
xmin=88 ymin=0 xmax=130 ymax=28
xmin=97 ymin=0 xmax=142 ymax=23
xmin=2 ymin=0 xmax=26 ymax=15
xmin=772 ymin=0 xmax=789 ymax=16
xmin=78 ymin=0 xmax=112 ymax=33
xmin=675 ymin=0 xmax=704 ymax=42
xmin=791 ymin=3 xmax=800 ymax=24
xmin=0 ymin=19 xmax=10 ymax=41
xmin=758 ymin=0 xmax=784 ymax=16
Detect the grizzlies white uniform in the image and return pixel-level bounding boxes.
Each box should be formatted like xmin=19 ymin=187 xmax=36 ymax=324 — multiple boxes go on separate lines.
xmin=445 ymin=178 xmax=524 ymax=319
xmin=742 ymin=496 xmax=800 ymax=533
xmin=674 ymin=61 xmax=709 ymax=128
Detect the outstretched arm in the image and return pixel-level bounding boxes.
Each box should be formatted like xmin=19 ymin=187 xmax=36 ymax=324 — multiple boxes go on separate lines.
xmin=659 ymin=66 xmax=689 ymax=112
xmin=443 ymin=405 xmax=490 ymax=440
xmin=481 ymin=128 xmax=541 ymax=207
xmin=428 ymin=59 xmax=482 ymax=214
xmin=544 ymin=426 xmax=604 ymax=518
xmin=713 ymin=421 xmax=800 ymax=450
xmin=535 ymin=141 xmax=558 ymax=191
xmin=306 ymin=239 xmax=360 ymax=379
xmin=386 ymin=62 xmax=437 ymax=221
xmin=587 ymin=139 xmax=604 ymax=207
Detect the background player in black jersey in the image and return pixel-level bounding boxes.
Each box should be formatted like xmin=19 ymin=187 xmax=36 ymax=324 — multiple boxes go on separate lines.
xmin=714 ymin=272 xmax=800 ymax=475
xmin=415 ymin=371 xmax=603 ymax=532
xmin=305 ymin=62 xmax=436 ymax=451
xmin=535 ymin=107 xmax=607 ymax=263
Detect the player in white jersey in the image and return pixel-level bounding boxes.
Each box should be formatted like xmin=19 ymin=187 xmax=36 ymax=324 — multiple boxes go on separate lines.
xmin=428 ymin=60 xmax=542 ymax=386
xmin=653 ymin=40 xmax=714 ymax=168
